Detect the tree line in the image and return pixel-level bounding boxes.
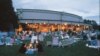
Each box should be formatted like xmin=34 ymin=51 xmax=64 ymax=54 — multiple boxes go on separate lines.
xmin=0 ymin=0 xmax=19 ymax=31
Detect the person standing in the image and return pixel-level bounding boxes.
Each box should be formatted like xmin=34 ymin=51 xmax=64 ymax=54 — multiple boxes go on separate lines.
xmin=31 ymin=33 xmax=38 ymax=44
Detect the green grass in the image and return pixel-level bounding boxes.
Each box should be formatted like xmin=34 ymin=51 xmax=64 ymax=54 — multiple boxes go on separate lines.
xmin=0 ymin=41 xmax=100 ymax=56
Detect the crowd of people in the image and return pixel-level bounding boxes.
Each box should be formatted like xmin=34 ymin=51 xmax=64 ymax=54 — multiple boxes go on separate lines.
xmin=0 ymin=29 xmax=100 ymax=56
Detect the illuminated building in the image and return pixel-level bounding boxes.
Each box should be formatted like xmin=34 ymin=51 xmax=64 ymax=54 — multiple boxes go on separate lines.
xmin=17 ymin=9 xmax=92 ymax=32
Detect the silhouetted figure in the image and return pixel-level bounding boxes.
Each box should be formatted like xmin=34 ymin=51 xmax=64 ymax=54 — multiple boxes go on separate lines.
xmin=37 ymin=41 xmax=43 ymax=52
xmin=19 ymin=43 xmax=27 ymax=54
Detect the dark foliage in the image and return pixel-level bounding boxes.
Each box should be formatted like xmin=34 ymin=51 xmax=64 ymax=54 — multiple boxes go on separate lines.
xmin=0 ymin=0 xmax=19 ymax=31
xmin=92 ymin=25 xmax=100 ymax=30
xmin=83 ymin=19 xmax=97 ymax=26
xmin=97 ymin=34 xmax=100 ymax=40
xmin=83 ymin=19 xmax=99 ymax=30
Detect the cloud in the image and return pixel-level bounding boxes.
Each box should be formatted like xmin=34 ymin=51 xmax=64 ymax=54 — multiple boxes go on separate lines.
xmin=12 ymin=0 xmax=99 ymax=24
xmin=15 ymin=0 xmax=99 ymax=15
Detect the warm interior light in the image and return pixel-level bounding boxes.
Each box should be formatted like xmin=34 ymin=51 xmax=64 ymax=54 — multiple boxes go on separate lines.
xmin=25 ymin=22 xmax=28 ymax=24
xmin=43 ymin=22 xmax=46 ymax=24
xmin=77 ymin=24 xmax=80 ymax=26
xmin=18 ymin=22 xmax=86 ymax=32
xmin=64 ymin=23 xmax=67 ymax=25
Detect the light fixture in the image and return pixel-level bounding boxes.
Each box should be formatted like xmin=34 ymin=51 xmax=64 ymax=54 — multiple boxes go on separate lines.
xmin=77 ymin=24 xmax=80 ymax=26
xmin=64 ymin=23 xmax=67 ymax=25
xmin=25 ymin=21 xmax=28 ymax=24
xmin=43 ymin=22 xmax=46 ymax=24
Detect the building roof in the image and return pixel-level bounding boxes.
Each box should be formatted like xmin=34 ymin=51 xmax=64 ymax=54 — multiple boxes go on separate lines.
xmin=17 ymin=9 xmax=82 ymax=19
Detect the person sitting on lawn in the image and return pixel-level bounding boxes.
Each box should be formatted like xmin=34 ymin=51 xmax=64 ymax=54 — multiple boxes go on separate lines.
xmin=1 ymin=35 xmax=7 ymax=45
xmin=52 ymin=35 xmax=59 ymax=46
xmin=36 ymin=40 xmax=44 ymax=52
xmin=5 ymin=36 xmax=12 ymax=46
xmin=19 ymin=43 xmax=27 ymax=54
xmin=0 ymin=37 xmax=4 ymax=45
xmin=25 ymin=43 xmax=37 ymax=56
xmin=31 ymin=33 xmax=38 ymax=44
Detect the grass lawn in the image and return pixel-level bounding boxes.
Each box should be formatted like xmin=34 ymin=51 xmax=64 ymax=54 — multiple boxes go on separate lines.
xmin=0 ymin=41 xmax=100 ymax=56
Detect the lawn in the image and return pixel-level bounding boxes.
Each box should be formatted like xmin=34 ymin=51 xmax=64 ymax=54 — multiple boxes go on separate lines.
xmin=0 ymin=41 xmax=100 ymax=56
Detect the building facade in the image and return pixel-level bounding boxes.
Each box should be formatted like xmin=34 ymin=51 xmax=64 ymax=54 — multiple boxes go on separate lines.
xmin=16 ymin=9 xmax=91 ymax=32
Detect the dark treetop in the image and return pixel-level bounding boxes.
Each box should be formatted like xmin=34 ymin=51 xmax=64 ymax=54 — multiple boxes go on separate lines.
xmin=0 ymin=0 xmax=19 ymax=31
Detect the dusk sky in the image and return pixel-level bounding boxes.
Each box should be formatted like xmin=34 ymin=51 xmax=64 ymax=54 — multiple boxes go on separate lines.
xmin=12 ymin=0 xmax=100 ymax=24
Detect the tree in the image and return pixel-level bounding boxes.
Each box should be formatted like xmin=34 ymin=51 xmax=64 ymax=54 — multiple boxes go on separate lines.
xmin=83 ymin=19 xmax=97 ymax=25
xmin=83 ymin=19 xmax=98 ymax=30
xmin=0 ymin=0 xmax=19 ymax=31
